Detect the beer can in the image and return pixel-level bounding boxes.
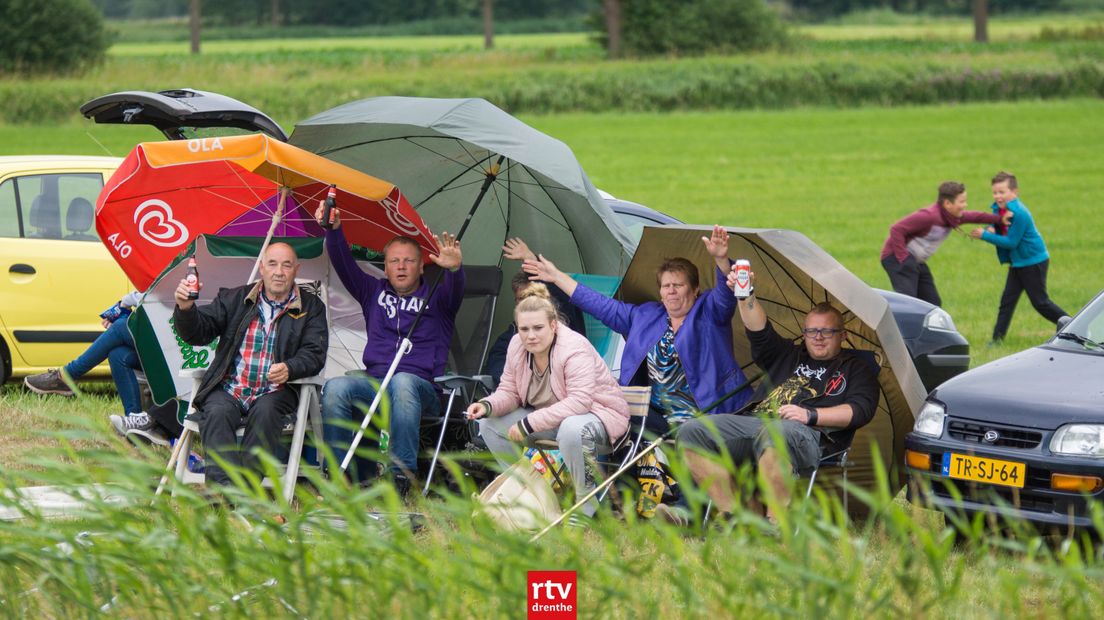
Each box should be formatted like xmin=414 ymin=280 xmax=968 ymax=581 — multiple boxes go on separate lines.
xmin=733 ymin=259 xmax=752 ymax=299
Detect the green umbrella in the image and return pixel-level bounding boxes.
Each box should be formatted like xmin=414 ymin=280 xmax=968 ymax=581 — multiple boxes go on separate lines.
xmin=291 ymin=96 xmax=635 ymax=334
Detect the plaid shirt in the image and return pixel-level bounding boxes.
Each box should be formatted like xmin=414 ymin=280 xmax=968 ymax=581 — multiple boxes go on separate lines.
xmin=222 ymin=286 xmax=297 ymax=407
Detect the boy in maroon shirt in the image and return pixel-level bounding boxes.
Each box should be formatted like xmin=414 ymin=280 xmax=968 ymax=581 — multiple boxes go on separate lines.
xmin=880 ymin=181 xmax=1008 ymax=307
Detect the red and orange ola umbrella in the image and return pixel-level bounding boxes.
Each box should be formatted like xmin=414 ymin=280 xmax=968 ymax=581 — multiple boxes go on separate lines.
xmin=95 ymin=133 xmax=436 ymax=290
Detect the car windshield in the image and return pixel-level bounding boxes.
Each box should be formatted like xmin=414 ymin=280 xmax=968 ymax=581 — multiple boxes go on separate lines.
xmin=1053 ymin=292 xmax=1104 ymax=353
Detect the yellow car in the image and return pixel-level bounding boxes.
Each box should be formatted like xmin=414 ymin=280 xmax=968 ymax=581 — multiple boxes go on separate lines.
xmin=0 ymin=155 xmax=129 ymax=384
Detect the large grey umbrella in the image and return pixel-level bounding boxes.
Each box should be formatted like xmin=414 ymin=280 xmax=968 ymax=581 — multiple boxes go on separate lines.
xmin=617 ymin=225 xmax=927 ymax=500
xmin=291 ymin=97 xmax=635 ymax=333
xmin=290 ymin=97 xmax=635 ymax=472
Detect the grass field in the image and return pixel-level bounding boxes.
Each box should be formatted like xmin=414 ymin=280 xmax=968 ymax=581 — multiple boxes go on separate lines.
xmin=2 ymin=16 xmax=1104 ymax=616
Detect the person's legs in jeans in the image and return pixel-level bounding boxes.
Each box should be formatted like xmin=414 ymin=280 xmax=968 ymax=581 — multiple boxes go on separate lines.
xmin=241 ymin=388 xmax=298 ymax=480
xmin=106 ymin=341 xmax=142 ymax=414
xmin=65 ymin=318 xmax=133 ymax=379
xmin=386 ymin=372 xmax=440 ymax=479
xmin=1018 ymin=260 xmax=1068 ymax=323
xmin=193 ymin=390 xmax=246 ymax=487
xmin=915 ymin=263 xmax=942 ymax=307
xmin=320 ymin=375 xmax=380 ymax=482
xmin=992 ymin=267 xmax=1025 ymax=341
xmin=555 ymin=413 xmax=611 ymax=517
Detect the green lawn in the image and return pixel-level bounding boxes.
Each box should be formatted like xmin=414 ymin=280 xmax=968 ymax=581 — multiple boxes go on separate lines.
xmin=2 ymin=26 xmax=1104 ymax=614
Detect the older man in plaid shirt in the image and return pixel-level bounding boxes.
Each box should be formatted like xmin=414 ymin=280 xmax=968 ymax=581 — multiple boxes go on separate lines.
xmin=174 ymin=242 xmax=328 ymax=487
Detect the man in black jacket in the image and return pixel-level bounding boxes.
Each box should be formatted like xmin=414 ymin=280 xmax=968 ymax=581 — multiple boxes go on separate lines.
xmin=678 ymin=267 xmax=878 ymax=523
xmin=173 ymin=242 xmax=328 ymax=487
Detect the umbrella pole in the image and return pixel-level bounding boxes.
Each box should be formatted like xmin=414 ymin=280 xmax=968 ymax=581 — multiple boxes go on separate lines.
xmin=247 ymin=187 xmax=289 ymax=283
xmin=338 ymin=155 xmax=506 ymax=473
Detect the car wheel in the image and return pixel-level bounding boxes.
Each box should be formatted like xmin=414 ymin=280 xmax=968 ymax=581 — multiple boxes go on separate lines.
xmin=0 ymin=338 xmax=11 ymax=385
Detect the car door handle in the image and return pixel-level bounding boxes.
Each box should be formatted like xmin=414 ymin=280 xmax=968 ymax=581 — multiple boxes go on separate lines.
xmin=9 ymin=264 xmax=35 ymax=275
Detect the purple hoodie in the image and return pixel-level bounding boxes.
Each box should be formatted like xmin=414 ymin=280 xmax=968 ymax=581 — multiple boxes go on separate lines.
xmin=326 ymin=228 xmax=465 ymax=381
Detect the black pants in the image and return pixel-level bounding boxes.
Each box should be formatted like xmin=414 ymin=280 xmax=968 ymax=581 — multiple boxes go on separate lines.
xmin=992 ymin=259 xmax=1068 ymax=341
xmin=881 ymin=254 xmax=941 ymax=307
xmin=192 ymin=388 xmax=298 ymax=486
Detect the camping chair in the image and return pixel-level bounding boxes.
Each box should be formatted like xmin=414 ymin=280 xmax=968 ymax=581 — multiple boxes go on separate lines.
xmin=154 ymin=279 xmax=330 ymax=503
xmin=422 ymin=264 xmax=502 ymax=493
xmin=805 ymin=442 xmax=853 ymax=513
xmin=532 ymin=385 xmax=652 ymax=506
xmin=155 ymin=369 xmax=324 ymax=503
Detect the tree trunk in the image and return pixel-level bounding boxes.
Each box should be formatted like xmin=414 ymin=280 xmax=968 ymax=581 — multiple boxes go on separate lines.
xmin=189 ymin=0 xmax=201 ymax=55
xmin=482 ymin=0 xmax=494 ymax=50
xmin=973 ymin=0 xmax=989 ymax=44
xmin=271 ymin=0 xmax=280 ymax=27
xmin=603 ymin=0 xmax=622 ymax=59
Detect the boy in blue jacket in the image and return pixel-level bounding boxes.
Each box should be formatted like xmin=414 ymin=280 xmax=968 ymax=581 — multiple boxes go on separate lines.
xmin=970 ymin=171 xmax=1068 ymax=342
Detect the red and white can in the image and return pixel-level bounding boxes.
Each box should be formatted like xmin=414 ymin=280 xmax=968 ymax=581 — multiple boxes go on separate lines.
xmin=733 ymin=259 xmax=752 ymax=299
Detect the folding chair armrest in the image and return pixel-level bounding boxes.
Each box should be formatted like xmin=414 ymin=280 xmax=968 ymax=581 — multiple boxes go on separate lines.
xmin=819 ymin=447 xmax=851 ymax=468
xmin=290 ymin=375 xmax=325 ymax=387
xmin=179 ymin=368 xmax=207 ymax=380
xmin=434 ymin=374 xmax=493 ymax=395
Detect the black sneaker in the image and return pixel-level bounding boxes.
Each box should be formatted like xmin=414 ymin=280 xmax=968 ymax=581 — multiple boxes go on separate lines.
xmin=110 ymin=412 xmax=155 ymax=437
xmin=125 ymin=426 xmax=171 ymax=448
xmin=393 ymin=474 xmax=412 ymax=500
xmin=24 ymin=369 xmax=76 ymax=396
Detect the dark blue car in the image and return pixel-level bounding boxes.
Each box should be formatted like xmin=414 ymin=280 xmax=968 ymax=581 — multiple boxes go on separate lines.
xmin=904 ymin=289 xmax=1104 ymax=530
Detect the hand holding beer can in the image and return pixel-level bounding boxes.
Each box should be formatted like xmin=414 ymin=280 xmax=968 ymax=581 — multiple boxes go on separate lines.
xmin=733 ymin=259 xmax=752 ymax=299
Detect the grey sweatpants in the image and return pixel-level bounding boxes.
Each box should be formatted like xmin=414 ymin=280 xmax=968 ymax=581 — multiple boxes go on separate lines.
xmin=480 ymin=408 xmax=611 ymax=516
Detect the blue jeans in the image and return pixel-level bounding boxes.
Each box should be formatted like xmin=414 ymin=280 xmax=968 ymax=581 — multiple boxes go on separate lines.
xmin=321 ymin=372 xmax=440 ymax=480
xmin=65 ymin=319 xmax=142 ymax=415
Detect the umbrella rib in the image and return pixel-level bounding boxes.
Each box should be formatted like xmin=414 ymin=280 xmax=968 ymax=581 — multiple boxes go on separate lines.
xmin=492 ymin=179 xmax=571 ymax=232
xmin=319 ymin=135 xmax=492 ymax=173
xmin=410 ymin=152 xmax=498 ymax=210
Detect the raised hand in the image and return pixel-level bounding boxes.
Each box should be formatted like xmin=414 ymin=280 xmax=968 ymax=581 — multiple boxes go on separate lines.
xmin=522 ymin=255 xmax=562 ymax=283
xmin=314 ymin=200 xmax=342 ymax=229
xmin=174 ymin=278 xmax=201 ymax=310
xmin=430 ymin=231 xmax=462 ymax=271
xmin=502 ymin=237 xmax=536 ymax=262
xmin=701 ymin=224 xmax=730 ymax=258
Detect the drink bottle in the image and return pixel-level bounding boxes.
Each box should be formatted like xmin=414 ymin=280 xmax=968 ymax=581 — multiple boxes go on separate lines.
xmin=185 ymin=257 xmax=200 ymax=300
xmin=322 ymin=185 xmax=337 ymax=229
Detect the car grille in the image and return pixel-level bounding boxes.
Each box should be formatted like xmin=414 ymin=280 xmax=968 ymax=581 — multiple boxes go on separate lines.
xmin=947 ymin=420 xmax=1043 ymax=450
xmin=923 ymin=459 xmax=1055 ymax=513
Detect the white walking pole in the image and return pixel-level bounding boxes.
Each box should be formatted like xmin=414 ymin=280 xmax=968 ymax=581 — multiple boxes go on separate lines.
xmin=339 ymin=338 xmax=412 ymax=472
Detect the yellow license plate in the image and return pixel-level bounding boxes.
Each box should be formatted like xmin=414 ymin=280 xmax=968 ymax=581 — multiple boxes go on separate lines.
xmin=941 ymin=452 xmax=1025 ymax=489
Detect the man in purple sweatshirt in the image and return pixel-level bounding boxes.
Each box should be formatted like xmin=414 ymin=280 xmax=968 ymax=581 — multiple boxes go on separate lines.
xmin=880 ymin=181 xmax=1008 ymax=307
xmin=316 ymin=207 xmax=465 ymax=494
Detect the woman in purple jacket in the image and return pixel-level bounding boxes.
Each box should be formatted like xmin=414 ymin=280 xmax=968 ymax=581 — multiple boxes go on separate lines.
xmin=523 ymin=226 xmax=752 ymax=434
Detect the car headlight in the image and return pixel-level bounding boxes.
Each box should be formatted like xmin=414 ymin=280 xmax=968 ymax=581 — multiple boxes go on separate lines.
xmin=1050 ymin=425 xmax=1104 ymax=458
xmin=922 ymin=307 xmax=957 ymax=333
xmin=913 ymin=401 xmax=946 ymax=438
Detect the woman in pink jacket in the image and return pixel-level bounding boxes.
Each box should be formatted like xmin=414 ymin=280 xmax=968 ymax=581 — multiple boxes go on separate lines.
xmin=466 ymin=286 xmax=629 ymax=518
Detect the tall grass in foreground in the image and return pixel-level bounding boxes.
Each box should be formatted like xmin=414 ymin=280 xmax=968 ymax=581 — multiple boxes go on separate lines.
xmin=2 ymin=413 xmax=1104 ymax=618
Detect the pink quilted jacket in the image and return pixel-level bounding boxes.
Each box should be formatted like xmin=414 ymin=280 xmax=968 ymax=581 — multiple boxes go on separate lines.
xmin=482 ymin=326 xmax=629 ymax=441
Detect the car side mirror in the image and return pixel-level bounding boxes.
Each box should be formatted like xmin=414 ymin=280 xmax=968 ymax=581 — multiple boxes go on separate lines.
xmin=1056 ymin=315 xmax=1073 ymax=332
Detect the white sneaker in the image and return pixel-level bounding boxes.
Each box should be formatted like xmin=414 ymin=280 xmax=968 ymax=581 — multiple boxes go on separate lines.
xmin=110 ymin=412 xmax=154 ymax=437
xmin=125 ymin=426 xmax=170 ymax=448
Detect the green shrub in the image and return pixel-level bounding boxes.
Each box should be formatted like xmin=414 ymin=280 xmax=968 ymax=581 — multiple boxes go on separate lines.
xmin=0 ymin=0 xmax=110 ymax=75
xmin=619 ymin=0 xmax=791 ymax=56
